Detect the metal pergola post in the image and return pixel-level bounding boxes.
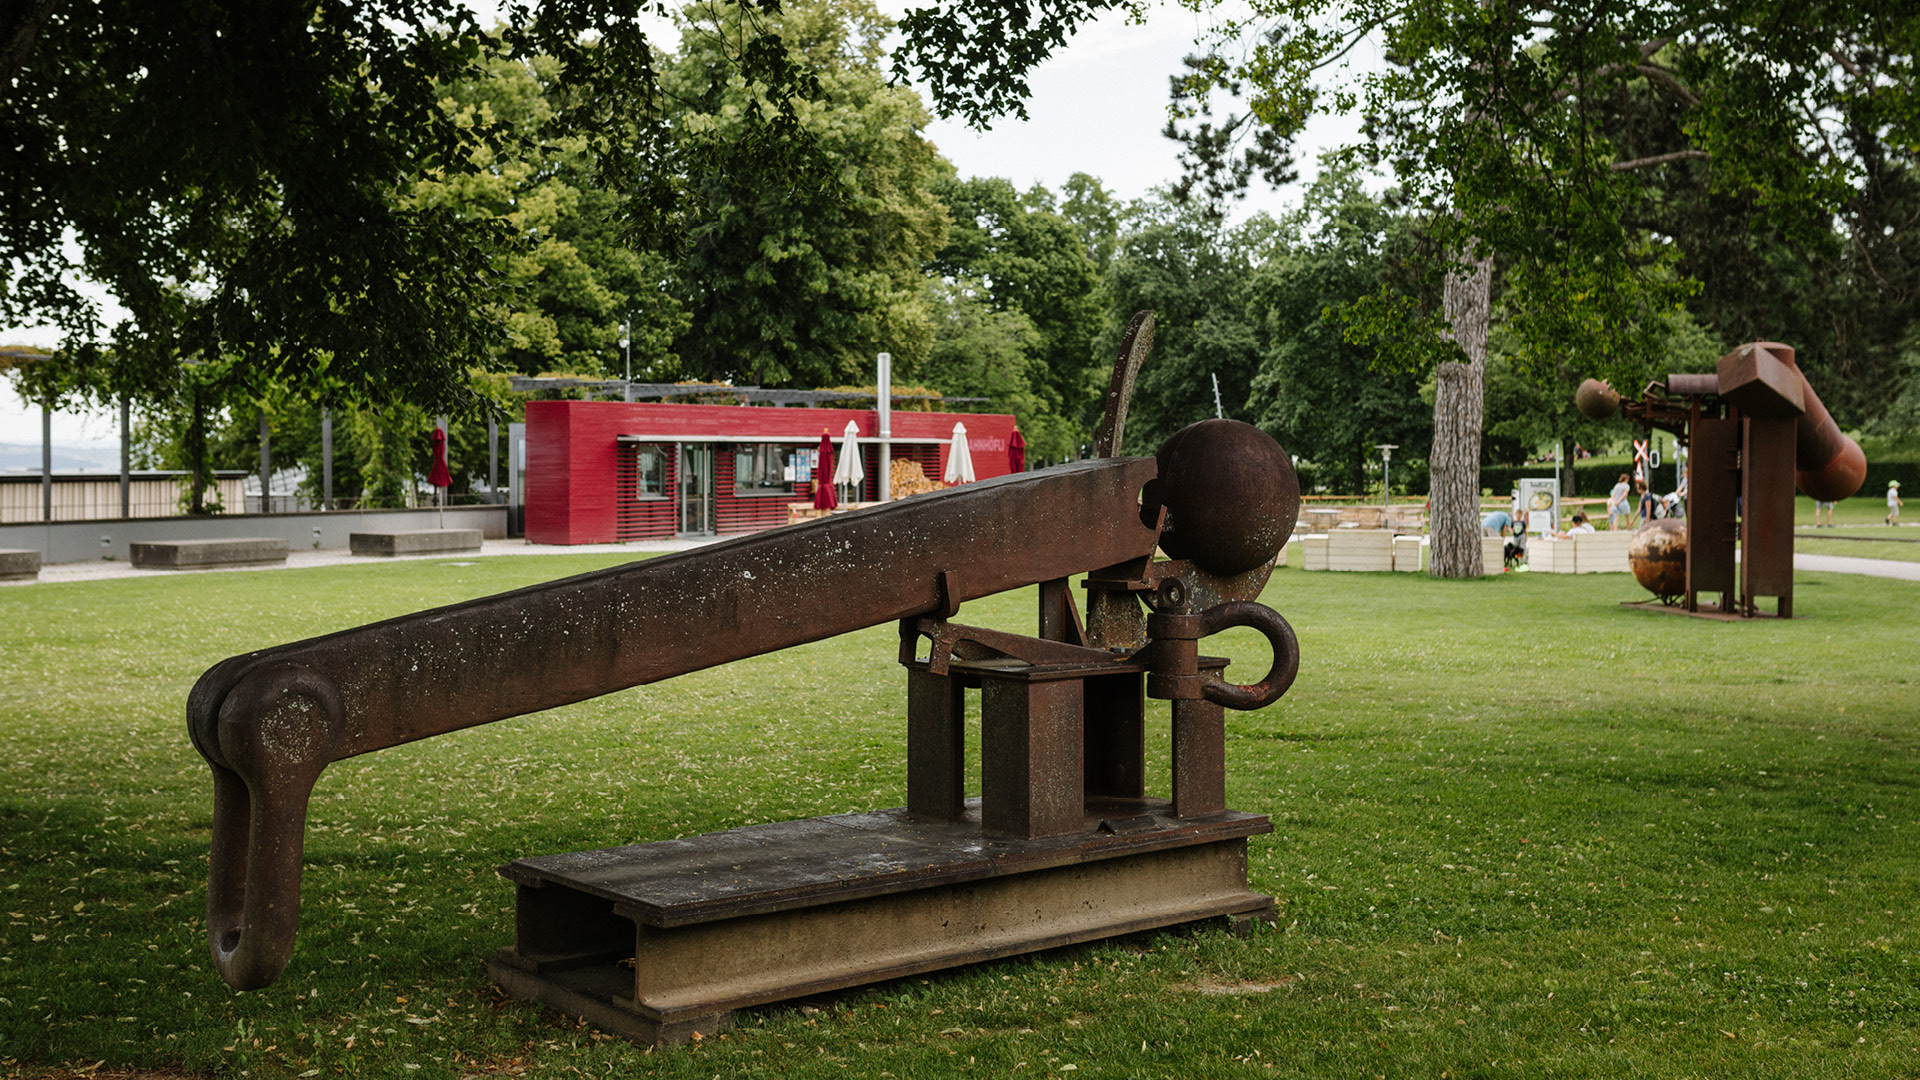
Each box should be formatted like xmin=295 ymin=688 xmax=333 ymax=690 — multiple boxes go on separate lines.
xmin=321 ymin=407 xmax=334 ymax=510
xmin=119 ymin=394 xmax=130 ymax=518
xmin=41 ymin=404 xmax=52 ymax=523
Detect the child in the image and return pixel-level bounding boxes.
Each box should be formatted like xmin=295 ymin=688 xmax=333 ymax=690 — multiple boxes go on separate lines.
xmin=1890 ymin=480 xmax=1904 ymax=525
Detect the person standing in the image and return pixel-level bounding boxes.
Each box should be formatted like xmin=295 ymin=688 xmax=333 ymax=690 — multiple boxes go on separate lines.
xmin=1608 ymin=473 xmax=1632 ymax=529
xmin=1889 ymin=480 xmax=1904 ymax=525
xmin=1815 ymin=499 xmax=1835 ymax=527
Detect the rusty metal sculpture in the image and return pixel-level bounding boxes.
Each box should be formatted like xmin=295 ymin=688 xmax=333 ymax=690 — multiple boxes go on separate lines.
xmin=1578 ymin=341 xmax=1865 ymax=618
xmin=191 ymin=322 xmax=1303 ymax=1044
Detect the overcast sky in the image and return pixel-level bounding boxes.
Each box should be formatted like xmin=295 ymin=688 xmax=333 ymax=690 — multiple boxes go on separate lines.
xmin=1 ymin=3 xmax=1371 ymax=455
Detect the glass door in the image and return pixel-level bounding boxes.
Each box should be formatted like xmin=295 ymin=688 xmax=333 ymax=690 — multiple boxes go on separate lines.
xmin=678 ymin=444 xmax=715 ymax=536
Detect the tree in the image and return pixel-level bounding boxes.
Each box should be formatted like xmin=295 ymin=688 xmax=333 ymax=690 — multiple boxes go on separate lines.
xmin=416 ymin=49 xmax=690 ymax=381
xmin=0 ymin=1 xmax=516 ymax=416
xmin=1246 ymin=167 xmax=1432 ymax=495
xmin=927 ymin=172 xmax=1107 ymax=458
xmin=1099 ymin=194 xmax=1273 ymax=456
xmin=665 ymin=0 xmax=949 ymax=387
xmin=919 ymin=276 xmax=1058 ymax=445
xmin=1 ymin=0 xmax=822 ymax=418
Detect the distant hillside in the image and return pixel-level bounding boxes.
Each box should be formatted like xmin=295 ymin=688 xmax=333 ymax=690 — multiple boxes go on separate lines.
xmin=0 ymin=442 xmax=120 ymax=472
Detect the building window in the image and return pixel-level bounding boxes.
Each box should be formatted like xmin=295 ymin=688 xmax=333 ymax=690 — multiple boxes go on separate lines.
xmin=634 ymin=444 xmax=668 ymax=499
xmin=733 ymin=443 xmax=796 ymax=496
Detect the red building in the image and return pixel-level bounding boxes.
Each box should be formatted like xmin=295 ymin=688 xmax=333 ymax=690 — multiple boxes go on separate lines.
xmin=525 ymin=400 xmax=1020 ymax=544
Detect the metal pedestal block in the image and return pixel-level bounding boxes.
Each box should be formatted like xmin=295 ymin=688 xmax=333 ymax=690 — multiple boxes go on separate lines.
xmin=488 ymin=802 xmax=1273 ymax=1046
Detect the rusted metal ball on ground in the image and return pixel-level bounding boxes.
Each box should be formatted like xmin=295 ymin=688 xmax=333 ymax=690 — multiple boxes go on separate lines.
xmin=1144 ymin=419 xmax=1299 ymax=575
xmin=1575 ymin=378 xmax=1620 ymax=420
xmin=1629 ymin=518 xmax=1688 ymax=602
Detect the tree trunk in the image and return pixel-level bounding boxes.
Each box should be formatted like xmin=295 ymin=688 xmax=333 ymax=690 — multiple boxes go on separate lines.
xmin=1428 ymin=250 xmax=1491 ymax=578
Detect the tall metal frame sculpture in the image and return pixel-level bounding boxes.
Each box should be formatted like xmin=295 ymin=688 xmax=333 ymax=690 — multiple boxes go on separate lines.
xmin=190 ymin=314 xmax=1306 ymax=1044
xmin=1578 ymin=341 xmax=1865 ymax=618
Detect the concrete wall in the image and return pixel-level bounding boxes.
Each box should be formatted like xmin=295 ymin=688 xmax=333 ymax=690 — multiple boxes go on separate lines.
xmin=0 ymin=505 xmax=507 ymax=565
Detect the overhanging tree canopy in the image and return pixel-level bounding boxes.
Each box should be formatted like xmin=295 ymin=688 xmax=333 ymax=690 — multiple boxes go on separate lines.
xmin=0 ymin=0 xmax=824 ymax=411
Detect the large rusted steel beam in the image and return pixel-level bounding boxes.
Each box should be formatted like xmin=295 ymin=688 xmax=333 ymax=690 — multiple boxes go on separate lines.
xmin=190 ymin=457 xmax=1159 ymax=990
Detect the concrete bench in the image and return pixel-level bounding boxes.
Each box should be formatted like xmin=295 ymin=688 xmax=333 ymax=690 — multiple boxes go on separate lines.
xmin=0 ymin=548 xmax=41 ymax=581
xmin=130 ymin=538 xmax=288 ymax=570
xmin=349 ymin=529 xmax=483 ymax=557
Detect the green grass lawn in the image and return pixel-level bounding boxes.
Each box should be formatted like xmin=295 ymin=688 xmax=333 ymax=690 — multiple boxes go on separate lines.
xmin=3 ymin=556 xmax=1918 ymax=1079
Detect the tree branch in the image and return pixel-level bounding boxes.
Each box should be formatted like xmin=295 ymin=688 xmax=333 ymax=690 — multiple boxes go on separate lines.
xmin=1609 ymin=149 xmax=1708 ymax=171
xmin=0 ymin=0 xmax=58 ymax=87
xmin=1829 ymin=45 xmax=1865 ymax=81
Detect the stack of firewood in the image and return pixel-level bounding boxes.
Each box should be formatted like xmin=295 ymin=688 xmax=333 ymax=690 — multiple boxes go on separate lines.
xmin=889 ymin=459 xmax=946 ymax=498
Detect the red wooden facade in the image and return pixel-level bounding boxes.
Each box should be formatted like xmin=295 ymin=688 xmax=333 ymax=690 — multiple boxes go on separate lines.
xmin=525 ymin=401 xmax=1020 ymax=544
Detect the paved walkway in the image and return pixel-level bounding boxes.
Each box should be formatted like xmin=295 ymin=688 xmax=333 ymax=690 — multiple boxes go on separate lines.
xmin=1793 ymin=552 xmax=1920 ymax=581
xmin=11 ymin=537 xmax=1920 ymax=586
xmin=9 ymin=537 xmax=720 ymax=586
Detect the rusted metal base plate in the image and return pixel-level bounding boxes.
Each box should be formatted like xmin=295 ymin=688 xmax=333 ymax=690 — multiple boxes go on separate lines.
xmin=1619 ymin=600 xmax=1786 ymax=621
xmin=489 ymin=802 xmax=1273 ymax=1045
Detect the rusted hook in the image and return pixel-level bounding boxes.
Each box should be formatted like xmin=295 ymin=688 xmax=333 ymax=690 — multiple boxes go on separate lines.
xmin=189 ymin=663 xmax=344 ymax=990
xmin=1193 ymin=601 xmax=1300 ymax=711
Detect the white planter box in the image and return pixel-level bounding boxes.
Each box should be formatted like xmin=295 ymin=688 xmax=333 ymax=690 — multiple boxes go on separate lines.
xmin=1573 ymin=529 xmax=1634 ymax=573
xmin=1392 ymin=534 xmax=1425 ymax=572
xmin=1325 ymin=529 xmax=1394 ymax=572
xmin=1301 ymin=535 xmax=1329 ymax=571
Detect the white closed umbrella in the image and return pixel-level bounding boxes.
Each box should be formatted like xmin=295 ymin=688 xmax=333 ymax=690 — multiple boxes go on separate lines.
xmin=943 ymin=421 xmax=976 ymax=484
xmin=833 ymin=420 xmax=865 ymax=497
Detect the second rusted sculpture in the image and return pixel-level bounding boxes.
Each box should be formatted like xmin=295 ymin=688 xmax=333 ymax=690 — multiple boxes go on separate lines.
xmin=1579 ymin=340 xmax=1865 ymax=617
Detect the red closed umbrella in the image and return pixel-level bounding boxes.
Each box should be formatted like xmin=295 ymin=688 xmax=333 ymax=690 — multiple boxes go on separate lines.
xmin=1008 ymin=428 xmax=1026 ymax=473
xmin=428 ymin=427 xmax=453 ymax=489
xmin=812 ymin=432 xmax=838 ymax=510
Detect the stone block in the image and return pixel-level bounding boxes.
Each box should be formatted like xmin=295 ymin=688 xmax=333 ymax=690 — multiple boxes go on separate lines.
xmin=130 ymin=538 xmax=288 ymax=570
xmin=349 ymin=529 xmax=484 ymax=557
xmin=0 ymin=548 xmax=41 ymax=581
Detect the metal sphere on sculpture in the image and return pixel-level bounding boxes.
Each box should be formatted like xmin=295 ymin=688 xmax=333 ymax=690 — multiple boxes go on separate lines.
xmin=1146 ymin=420 xmax=1299 ymax=576
xmin=1629 ymin=519 xmax=1688 ymax=603
xmin=1575 ymin=378 xmax=1620 ymax=420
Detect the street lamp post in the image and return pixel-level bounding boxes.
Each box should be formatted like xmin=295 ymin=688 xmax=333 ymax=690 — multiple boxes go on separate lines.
xmin=1376 ymin=443 xmax=1398 ymax=522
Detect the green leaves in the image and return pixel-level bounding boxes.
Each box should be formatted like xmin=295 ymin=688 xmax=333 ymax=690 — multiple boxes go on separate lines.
xmin=894 ymin=0 xmax=1138 ymax=127
xmin=667 ymin=0 xmax=947 ymax=386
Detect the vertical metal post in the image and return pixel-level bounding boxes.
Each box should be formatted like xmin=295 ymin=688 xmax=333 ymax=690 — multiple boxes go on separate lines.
xmin=906 ymin=669 xmax=966 ymax=821
xmin=119 ymin=394 xmax=131 ymax=519
xmin=41 ymin=404 xmax=52 ymax=523
xmin=321 ymin=408 xmax=334 ymax=510
xmin=620 ymin=320 xmax=632 ymax=403
xmin=257 ymin=407 xmax=271 ymax=514
xmin=877 ymin=352 xmax=892 ymax=502
xmin=488 ymin=414 xmax=498 ymax=502
xmin=437 ymin=415 xmax=448 ymax=529
xmin=1376 ymin=444 xmax=1397 ymax=526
